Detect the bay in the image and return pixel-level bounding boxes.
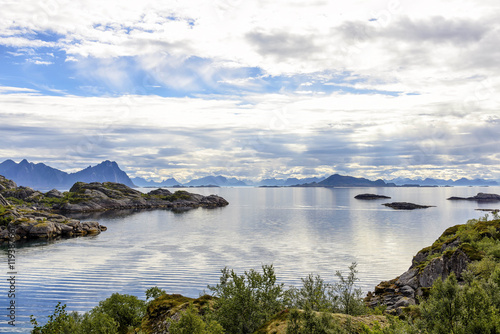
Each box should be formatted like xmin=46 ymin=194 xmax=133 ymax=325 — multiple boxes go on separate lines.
xmin=1 ymin=186 xmax=499 ymax=332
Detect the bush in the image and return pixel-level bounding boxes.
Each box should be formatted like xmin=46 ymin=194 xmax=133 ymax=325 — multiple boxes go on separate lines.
xmin=168 ymin=303 xmax=224 ymax=334
xmin=208 ymin=264 xmax=284 ymax=334
xmin=93 ymin=293 xmax=146 ymax=334
xmin=30 ymin=303 xmax=79 ymax=334
xmin=285 ymin=274 xmax=334 ymax=312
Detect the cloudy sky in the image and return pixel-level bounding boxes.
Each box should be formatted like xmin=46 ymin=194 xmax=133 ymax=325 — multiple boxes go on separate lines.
xmin=1 ymin=0 xmax=499 ymax=182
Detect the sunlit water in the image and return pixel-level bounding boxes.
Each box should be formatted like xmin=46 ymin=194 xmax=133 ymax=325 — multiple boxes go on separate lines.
xmin=1 ymin=186 xmax=499 ymax=332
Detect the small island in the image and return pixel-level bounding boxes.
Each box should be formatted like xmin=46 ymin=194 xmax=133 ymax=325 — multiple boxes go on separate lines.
xmin=354 ymin=193 xmax=391 ymax=200
xmin=447 ymin=192 xmax=500 ymax=202
xmin=383 ymin=202 xmax=435 ymax=210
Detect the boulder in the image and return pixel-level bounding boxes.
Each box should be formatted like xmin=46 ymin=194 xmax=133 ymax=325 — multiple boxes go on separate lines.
xmin=148 ymin=188 xmax=172 ymax=196
xmin=45 ymin=189 xmax=64 ymax=198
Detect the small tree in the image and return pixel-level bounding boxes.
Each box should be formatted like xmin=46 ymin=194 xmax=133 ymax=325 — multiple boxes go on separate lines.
xmin=208 ymin=264 xmax=284 ymax=334
xmin=285 ymin=274 xmax=334 ymax=312
xmin=331 ymin=262 xmax=365 ymax=315
xmin=30 ymin=303 xmax=79 ymax=334
xmin=93 ymin=293 xmax=146 ymax=334
xmin=168 ymin=303 xmax=224 ymax=334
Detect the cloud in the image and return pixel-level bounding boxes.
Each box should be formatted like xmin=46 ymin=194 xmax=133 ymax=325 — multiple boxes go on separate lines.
xmin=1 ymin=0 xmax=500 ymax=180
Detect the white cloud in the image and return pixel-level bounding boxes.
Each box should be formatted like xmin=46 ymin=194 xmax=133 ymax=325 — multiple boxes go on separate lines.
xmin=1 ymin=0 xmax=500 ymax=180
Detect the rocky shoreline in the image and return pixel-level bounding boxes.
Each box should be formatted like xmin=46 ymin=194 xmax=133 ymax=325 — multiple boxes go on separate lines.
xmin=0 ymin=176 xmax=229 ymax=242
xmin=365 ymin=218 xmax=497 ymax=314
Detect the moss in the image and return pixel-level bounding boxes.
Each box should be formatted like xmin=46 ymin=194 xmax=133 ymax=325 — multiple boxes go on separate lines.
xmin=458 ymin=243 xmax=484 ymax=261
xmin=141 ymin=294 xmax=215 ymax=333
xmin=6 ymin=197 xmax=23 ymax=205
xmin=164 ymin=191 xmax=191 ymax=202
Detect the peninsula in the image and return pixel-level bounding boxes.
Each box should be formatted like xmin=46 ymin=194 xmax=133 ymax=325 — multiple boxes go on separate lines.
xmin=0 ymin=175 xmax=228 ymax=241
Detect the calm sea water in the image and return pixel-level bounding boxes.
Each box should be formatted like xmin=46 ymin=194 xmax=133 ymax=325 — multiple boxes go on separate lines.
xmin=1 ymin=186 xmax=499 ymax=332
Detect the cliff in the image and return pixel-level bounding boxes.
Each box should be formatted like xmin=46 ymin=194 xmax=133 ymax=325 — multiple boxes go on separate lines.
xmin=365 ymin=216 xmax=500 ymax=314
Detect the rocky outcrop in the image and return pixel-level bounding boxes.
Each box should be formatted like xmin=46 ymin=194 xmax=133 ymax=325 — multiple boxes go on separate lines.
xmin=52 ymin=182 xmax=229 ymax=213
xmin=366 ymin=220 xmax=498 ymax=314
xmin=142 ymin=294 xmax=215 ymax=334
xmin=0 ymin=175 xmax=229 ymax=242
xmin=0 ymin=175 xmax=16 ymax=191
xmin=383 ymin=202 xmax=434 ymax=210
xmin=0 ymin=208 xmax=107 ymax=241
xmin=355 ymin=194 xmax=391 ymax=200
xmin=448 ymin=192 xmax=500 ymax=202
xmin=0 ymin=194 xmax=9 ymax=206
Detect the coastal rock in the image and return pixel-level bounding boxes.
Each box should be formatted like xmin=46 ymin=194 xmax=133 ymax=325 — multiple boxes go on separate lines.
xmin=383 ymin=202 xmax=435 ymax=210
xmin=148 ymin=188 xmax=172 ymax=196
xmin=45 ymin=189 xmax=64 ymax=198
xmin=365 ymin=219 xmax=498 ymax=314
xmin=355 ymin=194 xmax=391 ymax=200
xmin=448 ymin=192 xmax=500 ymax=202
xmin=0 ymin=175 xmax=16 ymax=191
xmin=54 ymin=182 xmax=229 ymax=213
xmin=0 ymin=194 xmax=9 ymax=206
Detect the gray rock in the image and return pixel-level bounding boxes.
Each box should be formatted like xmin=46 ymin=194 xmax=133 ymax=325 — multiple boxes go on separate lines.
xmin=399 ymin=285 xmax=415 ymax=297
xmin=0 ymin=194 xmax=9 ymax=206
xmin=148 ymin=188 xmax=172 ymax=196
xmin=45 ymin=189 xmax=64 ymax=198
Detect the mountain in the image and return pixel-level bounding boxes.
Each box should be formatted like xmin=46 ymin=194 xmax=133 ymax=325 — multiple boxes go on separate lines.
xmin=388 ymin=177 xmax=498 ymax=187
xmin=69 ymin=161 xmax=135 ymax=187
xmin=257 ymin=177 xmax=325 ymax=187
xmin=131 ymin=177 xmax=181 ymax=187
xmin=0 ymin=159 xmax=134 ymax=189
xmin=184 ymin=175 xmax=247 ymax=187
xmin=318 ymin=174 xmax=394 ymax=187
xmin=0 ymin=159 xmax=68 ymax=189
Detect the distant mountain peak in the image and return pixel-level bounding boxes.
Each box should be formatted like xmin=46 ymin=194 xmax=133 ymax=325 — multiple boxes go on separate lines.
xmin=0 ymin=159 xmax=135 ymax=190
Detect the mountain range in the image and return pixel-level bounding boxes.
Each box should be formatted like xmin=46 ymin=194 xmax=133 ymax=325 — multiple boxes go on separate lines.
xmin=0 ymin=159 xmax=135 ymax=189
xmin=0 ymin=159 xmax=498 ymax=190
xmin=388 ymin=177 xmax=498 ymax=187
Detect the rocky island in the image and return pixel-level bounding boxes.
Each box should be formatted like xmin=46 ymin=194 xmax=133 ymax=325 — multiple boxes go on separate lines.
xmin=354 ymin=193 xmax=391 ymax=200
xmin=0 ymin=175 xmax=228 ymax=241
xmin=447 ymin=192 xmax=500 ymax=202
xmin=382 ymin=202 xmax=435 ymax=210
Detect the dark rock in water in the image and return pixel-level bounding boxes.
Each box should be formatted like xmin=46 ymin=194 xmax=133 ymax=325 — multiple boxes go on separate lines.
xmin=448 ymin=192 xmax=500 ymax=202
xmin=383 ymin=202 xmax=434 ymax=210
xmin=0 ymin=208 xmax=107 ymax=241
xmin=355 ymin=193 xmax=391 ymax=200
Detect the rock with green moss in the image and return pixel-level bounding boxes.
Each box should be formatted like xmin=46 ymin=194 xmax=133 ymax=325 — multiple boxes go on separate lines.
xmin=366 ymin=218 xmax=500 ymax=314
xmin=141 ymin=294 xmax=216 ymax=334
xmin=54 ymin=182 xmax=228 ymax=213
xmin=0 ymin=194 xmax=9 ymax=206
xmin=0 ymin=175 xmax=16 ymax=191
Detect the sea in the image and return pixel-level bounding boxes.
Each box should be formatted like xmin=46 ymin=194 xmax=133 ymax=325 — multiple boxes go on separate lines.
xmin=1 ymin=186 xmax=499 ymax=332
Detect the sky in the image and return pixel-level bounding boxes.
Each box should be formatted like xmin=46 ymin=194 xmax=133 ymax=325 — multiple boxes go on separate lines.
xmin=1 ymin=0 xmax=500 ymax=182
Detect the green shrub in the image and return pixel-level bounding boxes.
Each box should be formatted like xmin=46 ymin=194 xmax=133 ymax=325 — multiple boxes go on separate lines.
xmin=208 ymin=264 xmax=285 ymax=334
xmin=93 ymin=293 xmax=146 ymax=334
xmin=168 ymin=303 xmax=224 ymax=334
